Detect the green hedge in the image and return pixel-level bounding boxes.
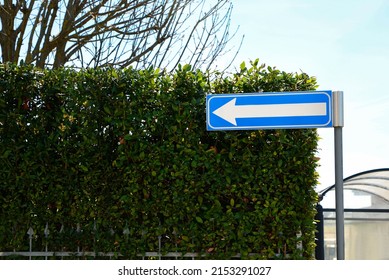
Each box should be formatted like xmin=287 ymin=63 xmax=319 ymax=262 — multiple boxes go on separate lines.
xmin=0 ymin=60 xmax=319 ymax=259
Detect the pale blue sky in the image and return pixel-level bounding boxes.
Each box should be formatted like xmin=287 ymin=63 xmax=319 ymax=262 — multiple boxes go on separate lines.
xmin=221 ymin=0 xmax=389 ymax=188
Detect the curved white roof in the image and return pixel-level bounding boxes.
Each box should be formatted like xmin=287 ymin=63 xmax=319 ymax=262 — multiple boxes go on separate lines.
xmin=319 ymin=168 xmax=389 ymax=208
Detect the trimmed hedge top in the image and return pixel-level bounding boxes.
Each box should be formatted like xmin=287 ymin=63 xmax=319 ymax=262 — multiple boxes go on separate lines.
xmin=0 ymin=60 xmax=319 ymax=259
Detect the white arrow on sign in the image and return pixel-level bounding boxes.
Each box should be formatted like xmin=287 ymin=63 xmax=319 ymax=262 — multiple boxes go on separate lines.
xmin=212 ymin=98 xmax=327 ymax=126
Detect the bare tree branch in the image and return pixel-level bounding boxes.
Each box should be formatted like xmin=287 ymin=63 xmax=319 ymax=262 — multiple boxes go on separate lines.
xmin=0 ymin=0 xmax=241 ymax=70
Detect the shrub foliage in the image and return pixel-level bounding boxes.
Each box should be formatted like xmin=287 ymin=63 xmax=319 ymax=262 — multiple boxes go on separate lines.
xmin=0 ymin=60 xmax=319 ymax=259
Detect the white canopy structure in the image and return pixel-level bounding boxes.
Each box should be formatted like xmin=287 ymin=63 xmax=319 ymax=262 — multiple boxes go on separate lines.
xmin=319 ymin=168 xmax=389 ymax=260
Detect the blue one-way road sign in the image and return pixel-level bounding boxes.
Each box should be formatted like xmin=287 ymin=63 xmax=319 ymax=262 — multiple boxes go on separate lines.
xmin=206 ymin=91 xmax=333 ymax=131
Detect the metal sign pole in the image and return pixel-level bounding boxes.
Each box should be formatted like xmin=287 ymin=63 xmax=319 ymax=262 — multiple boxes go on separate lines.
xmin=333 ymin=91 xmax=345 ymax=260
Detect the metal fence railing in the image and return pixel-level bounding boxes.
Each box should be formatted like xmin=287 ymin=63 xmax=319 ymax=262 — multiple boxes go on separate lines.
xmin=0 ymin=223 xmax=267 ymax=260
xmin=0 ymin=224 xmax=201 ymax=260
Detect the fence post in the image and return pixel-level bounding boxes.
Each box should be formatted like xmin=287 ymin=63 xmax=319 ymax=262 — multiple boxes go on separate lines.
xmin=27 ymin=227 xmax=34 ymax=260
xmin=123 ymin=226 xmax=130 ymax=259
xmin=59 ymin=225 xmax=64 ymax=260
xmin=158 ymin=235 xmax=162 ymax=260
xmin=76 ymin=223 xmax=81 ymax=255
xmin=44 ymin=223 xmax=50 ymax=260
xmin=93 ymin=221 xmax=97 ymax=258
xmin=110 ymin=228 xmax=115 ymax=260
xmin=315 ymin=204 xmax=325 ymax=260
xmin=173 ymin=229 xmax=178 ymax=260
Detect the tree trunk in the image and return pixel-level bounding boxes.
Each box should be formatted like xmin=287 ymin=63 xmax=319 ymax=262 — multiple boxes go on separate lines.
xmin=0 ymin=0 xmax=19 ymax=63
